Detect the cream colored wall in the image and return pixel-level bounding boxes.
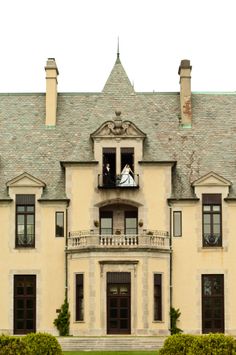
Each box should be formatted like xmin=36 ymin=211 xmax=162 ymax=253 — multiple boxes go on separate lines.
xmin=68 ymin=251 xmax=170 ymax=336
xmin=0 ymin=186 xmax=66 ymax=335
xmin=66 ymin=165 xmax=96 ymax=231
xmin=171 ymin=185 xmax=236 ymax=334
xmin=64 ymin=158 xmax=172 ymax=335
xmin=65 ymin=161 xmax=172 ymax=234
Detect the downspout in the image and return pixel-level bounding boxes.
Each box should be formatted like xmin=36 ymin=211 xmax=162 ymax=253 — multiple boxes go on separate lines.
xmin=169 ymin=203 xmax=173 ymax=323
xmin=65 ymin=204 xmax=69 ymax=299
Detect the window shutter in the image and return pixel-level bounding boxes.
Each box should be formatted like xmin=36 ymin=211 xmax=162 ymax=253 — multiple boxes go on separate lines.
xmin=16 ymin=194 xmax=35 ymax=205
xmin=202 ymin=194 xmax=221 ymax=204
xmin=107 ymin=272 xmax=131 ymax=283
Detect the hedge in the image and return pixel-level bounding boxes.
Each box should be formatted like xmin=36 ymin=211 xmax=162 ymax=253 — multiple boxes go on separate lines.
xmin=0 ymin=333 xmax=62 ymax=355
xmin=160 ymin=333 xmax=236 ymax=355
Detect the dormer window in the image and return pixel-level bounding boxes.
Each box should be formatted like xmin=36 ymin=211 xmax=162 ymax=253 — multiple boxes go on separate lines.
xmin=121 ymin=148 xmax=134 ymax=173
xmin=91 ymin=110 xmax=146 ymax=189
xmin=16 ymin=194 xmax=35 ymax=248
xmin=202 ymin=194 xmax=222 ymax=247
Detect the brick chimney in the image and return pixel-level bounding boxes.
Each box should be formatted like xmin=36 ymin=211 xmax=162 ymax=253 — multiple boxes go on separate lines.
xmin=45 ymin=58 xmax=59 ymax=126
xmin=178 ymin=59 xmax=192 ymax=127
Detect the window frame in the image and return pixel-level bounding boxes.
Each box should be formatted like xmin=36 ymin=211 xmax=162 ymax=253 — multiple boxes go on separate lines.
xmin=125 ymin=210 xmax=138 ymax=235
xmin=75 ymin=274 xmax=84 ymax=322
xmin=202 ymin=194 xmax=222 ymax=247
xmin=15 ymin=195 xmax=35 ymax=248
xmin=202 ymin=274 xmax=224 ymax=333
xmin=154 ymin=274 xmax=162 ymax=321
xmin=100 ymin=211 xmax=113 ymax=235
xmin=173 ymin=211 xmax=182 ymax=237
xmin=55 ymin=211 xmax=64 ymax=237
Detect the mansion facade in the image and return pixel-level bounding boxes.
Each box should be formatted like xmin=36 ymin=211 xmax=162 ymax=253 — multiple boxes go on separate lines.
xmin=1 ymin=54 xmax=236 ymax=336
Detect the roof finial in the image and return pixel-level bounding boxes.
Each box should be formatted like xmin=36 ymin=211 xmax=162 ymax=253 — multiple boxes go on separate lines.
xmin=116 ymin=37 xmax=121 ymax=63
xmin=117 ymin=37 xmax=120 ymax=59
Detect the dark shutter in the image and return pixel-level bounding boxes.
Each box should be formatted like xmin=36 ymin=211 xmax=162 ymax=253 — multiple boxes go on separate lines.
xmin=76 ymin=274 xmax=83 ymax=286
xmin=16 ymin=195 xmax=35 ymax=205
xmin=154 ymin=274 xmax=161 ymax=286
xmin=202 ymin=194 xmax=221 ymax=204
xmin=107 ymin=272 xmax=131 ymax=283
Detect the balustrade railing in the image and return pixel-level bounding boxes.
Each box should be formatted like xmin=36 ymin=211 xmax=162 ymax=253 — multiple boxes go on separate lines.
xmin=67 ymin=230 xmax=169 ymax=250
xmin=98 ymin=174 xmax=139 ymax=188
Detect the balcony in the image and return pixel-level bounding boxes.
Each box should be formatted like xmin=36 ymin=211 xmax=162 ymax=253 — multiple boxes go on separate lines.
xmin=67 ymin=230 xmax=169 ymax=251
xmin=98 ymin=174 xmax=139 ymax=189
xmin=16 ymin=234 xmax=35 ymax=248
xmin=203 ymin=233 xmax=222 ymax=247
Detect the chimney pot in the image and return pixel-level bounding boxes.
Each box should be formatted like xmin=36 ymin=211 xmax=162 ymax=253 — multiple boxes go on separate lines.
xmin=45 ymin=58 xmax=59 ymax=126
xmin=178 ymin=59 xmax=192 ymax=127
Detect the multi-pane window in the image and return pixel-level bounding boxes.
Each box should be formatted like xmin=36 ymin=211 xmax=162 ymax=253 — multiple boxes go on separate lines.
xmin=76 ymin=274 xmax=84 ymax=321
xmin=14 ymin=275 xmax=36 ymax=334
xmin=173 ymin=211 xmax=182 ymax=237
xmin=154 ymin=274 xmax=162 ymax=321
xmin=202 ymin=194 xmax=222 ymax=247
xmin=202 ymin=274 xmax=224 ymax=333
xmin=100 ymin=211 xmax=113 ymax=234
xmin=125 ymin=211 xmax=137 ymax=234
xmin=16 ymin=195 xmax=35 ymax=248
xmin=55 ymin=212 xmax=64 ymax=237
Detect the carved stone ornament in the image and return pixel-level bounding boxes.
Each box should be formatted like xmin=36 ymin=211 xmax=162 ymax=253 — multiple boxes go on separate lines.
xmin=90 ymin=111 xmax=146 ymax=140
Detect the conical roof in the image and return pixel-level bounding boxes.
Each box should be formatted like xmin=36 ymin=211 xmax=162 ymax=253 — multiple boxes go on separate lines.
xmin=102 ymin=55 xmax=134 ymax=95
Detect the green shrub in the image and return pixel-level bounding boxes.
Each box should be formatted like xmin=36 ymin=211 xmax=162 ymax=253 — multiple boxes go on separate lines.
xmin=160 ymin=334 xmax=195 ymax=355
xmin=170 ymin=307 xmax=183 ymax=335
xmin=54 ymin=298 xmax=70 ymax=336
xmin=23 ymin=332 xmax=62 ymax=355
xmin=160 ymin=333 xmax=236 ymax=355
xmin=188 ymin=333 xmax=236 ymax=355
xmin=0 ymin=335 xmax=30 ymax=355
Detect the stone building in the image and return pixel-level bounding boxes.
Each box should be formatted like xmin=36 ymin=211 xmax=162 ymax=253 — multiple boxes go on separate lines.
xmin=0 ymin=53 xmax=236 ymax=336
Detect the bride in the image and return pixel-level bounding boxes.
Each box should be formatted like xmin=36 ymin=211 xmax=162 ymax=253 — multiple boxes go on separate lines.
xmin=118 ymin=164 xmax=136 ymax=187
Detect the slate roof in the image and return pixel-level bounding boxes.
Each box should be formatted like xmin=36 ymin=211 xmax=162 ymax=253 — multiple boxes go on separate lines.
xmin=1 ymin=56 xmax=236 ymax=199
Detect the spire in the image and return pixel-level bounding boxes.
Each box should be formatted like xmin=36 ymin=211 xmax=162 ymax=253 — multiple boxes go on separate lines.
xmin=116 ymin=37 xmax=121 ymax=63
xmin=102 ymin=39 xmax=134 ymax=94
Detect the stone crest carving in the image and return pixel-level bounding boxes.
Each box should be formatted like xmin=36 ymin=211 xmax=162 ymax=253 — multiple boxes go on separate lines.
xmin=91 ymin=111 xmax=146 ymax=140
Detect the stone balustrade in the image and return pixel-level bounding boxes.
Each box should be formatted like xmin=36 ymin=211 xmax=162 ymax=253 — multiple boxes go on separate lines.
xmin=67 ymin=230 xmax=169 ymax=250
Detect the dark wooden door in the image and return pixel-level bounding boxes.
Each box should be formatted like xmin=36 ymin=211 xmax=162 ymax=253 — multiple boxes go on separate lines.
xmin=202 ymin=274 xmax=224 ymax=333
xmin=14 ymin=275 xmax=36 ymax=334
xmin=107 ymin=283 xmax=131 ymax=334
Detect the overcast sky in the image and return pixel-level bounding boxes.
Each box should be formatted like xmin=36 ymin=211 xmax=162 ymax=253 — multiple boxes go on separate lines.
xmin=0 ymin=0 xmax=235 ymax=93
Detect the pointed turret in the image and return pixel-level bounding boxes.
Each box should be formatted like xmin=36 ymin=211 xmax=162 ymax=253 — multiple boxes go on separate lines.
xmin=102 ymin=48 xmax=134 ymax=95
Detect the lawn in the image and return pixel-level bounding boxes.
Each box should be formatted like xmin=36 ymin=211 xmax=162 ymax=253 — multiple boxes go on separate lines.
xmin=63 ymin=352 xmax=159 ymax=355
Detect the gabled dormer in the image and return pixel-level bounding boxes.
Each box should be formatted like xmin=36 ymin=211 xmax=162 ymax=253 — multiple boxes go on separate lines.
xmin=192 ymin=171 xmax=231 ymax=200
xmin=91 ymin=111 xmax=146 ymax=188
xmin=7 ymin=172 xmax=46 ymax=199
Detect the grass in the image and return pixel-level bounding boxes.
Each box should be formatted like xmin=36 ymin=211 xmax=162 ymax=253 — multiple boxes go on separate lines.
xmin=63 ymin=352 xmax=159 ymax=355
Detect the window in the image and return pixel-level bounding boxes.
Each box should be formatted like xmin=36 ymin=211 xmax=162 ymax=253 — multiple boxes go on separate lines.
xmin=16 ymin=195 xmax=35 ymax=248
xmin=125 ymin=211 xmax=137 ymax=234
xmin=202 ymin=194 xmax=222 ymax=247
xmin=100 ymin=211 xmax=113 ymax=234
xmin=121 ymin=148 xmax=134 ymax=173
xmin=202 ymin=274 xmax=224 ymax=333
xmin=173 ymin=211 xmax=182 ymax=237
xmin=55 ymin=212 xmax=64 ymax=237
xmin=14 ymin=275 xmax=36 ymax=334
xmin=76 ymin=274 xmax=84 ymax=321
xmin=154 ymin=274 xmax=162 ymax=321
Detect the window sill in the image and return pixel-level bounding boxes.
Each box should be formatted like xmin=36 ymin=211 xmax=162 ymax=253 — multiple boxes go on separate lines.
xmin=198 ymin=246 xmax=225 ymax=252
xmin=74 ymin=321 xmax=85 ymax=323
xmin=14 ymin=247 xmax=36 ymax=250
xmin=152 ymin=320 xmax=164 ymax=324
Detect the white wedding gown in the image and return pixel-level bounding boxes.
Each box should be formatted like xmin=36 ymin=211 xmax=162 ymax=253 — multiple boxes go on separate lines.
xmin=118 ymin=167 xmax=136 ymax=187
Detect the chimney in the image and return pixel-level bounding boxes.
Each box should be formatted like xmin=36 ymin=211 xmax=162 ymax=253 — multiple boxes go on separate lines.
xmin=178 ymin=59 xmax=192 ymax=127
xmin=45 ymin=58 xmax=59 ymax=126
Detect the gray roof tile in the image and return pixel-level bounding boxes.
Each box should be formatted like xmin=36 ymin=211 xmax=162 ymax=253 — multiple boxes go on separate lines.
xmin=1 ymin=59 xmax=236 ymax=199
